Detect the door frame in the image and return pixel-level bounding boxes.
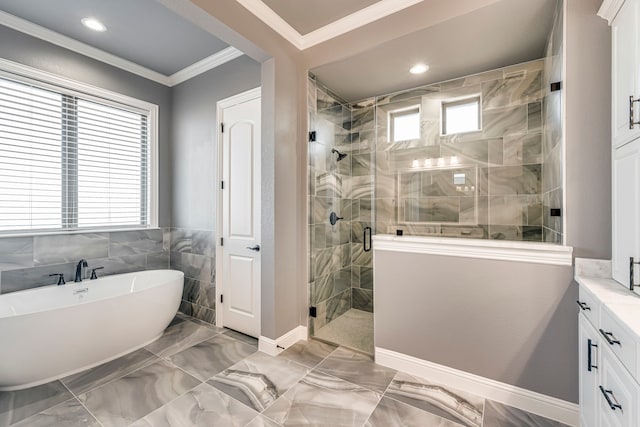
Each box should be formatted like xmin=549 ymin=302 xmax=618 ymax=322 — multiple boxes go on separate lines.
xmin=215 ymin=86 xmax=262 ymax=329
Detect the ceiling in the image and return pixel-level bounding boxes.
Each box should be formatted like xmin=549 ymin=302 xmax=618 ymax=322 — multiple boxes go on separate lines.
xmin=0 ymin=0 xmax=239 ymax=85
xmin=261 ymin=0 xmax=381 ymax=35
xmin=310 ymin=0 xmax=558 ymax=102
xmin=0 ymin=0 xmax=559 ymax=99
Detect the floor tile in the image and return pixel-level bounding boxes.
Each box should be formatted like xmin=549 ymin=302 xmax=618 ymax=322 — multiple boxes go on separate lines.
xmin=261 ymin=370 xmax=380 ymax=426
xmin=482 ymin=400 xmax=569 ymax=427
xmin=365 ymin=396 xmax=463 ymax=427
xmin=316 ymin=347 xmax=396 ymax=393
xmin=10 ymin=398 xmax=99 ymax=427
xmin=144 ymin=320 xmax=220 ymax=358
xmin=208 ymin=352 xmax=309 ymax=412
xmin=278 ymin=339 xmax=337 ymax=368
xmin=130 ymin=382 xmax=258 ymax=427
xmin=385 ymin=372 xmax=484 ymax=427
xmin=78 ymin=359 xmax=201 ymax=427
xmin=168 ymin=334 xmax=257 ymax=381
xmin=245 ymin=415 xmax=283 ymax=427
xmin=61 ymin=348 xmax=159 ymax=395
xmin=222 ymin=328 xmax=259 ymax=347
xmin=0 ymin=381 xmax=72 ymax=426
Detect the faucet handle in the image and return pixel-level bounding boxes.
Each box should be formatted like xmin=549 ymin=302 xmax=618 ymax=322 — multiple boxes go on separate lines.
xmin=90 ymin=267 xmax=104 ymax=280
xmin=49 ymin=273 xmax=66 ymax=285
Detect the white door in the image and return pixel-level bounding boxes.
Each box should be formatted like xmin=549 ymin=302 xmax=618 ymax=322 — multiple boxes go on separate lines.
xmin=218 ymin=89 xmax=261 ymax=337
xmin=579 ymin=314 xmax=600 ymax=427
xmin=612 ymin=140 xmax=640 ymax=291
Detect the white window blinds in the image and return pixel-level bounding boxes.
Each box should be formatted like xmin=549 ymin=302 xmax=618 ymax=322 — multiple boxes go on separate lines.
xmin=0 ymin=74 xmax=150 ymax=234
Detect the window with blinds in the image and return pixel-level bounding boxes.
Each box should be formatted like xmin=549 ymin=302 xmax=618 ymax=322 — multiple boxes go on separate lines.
xmin=0 ymin=73 xmax=152 ymax=234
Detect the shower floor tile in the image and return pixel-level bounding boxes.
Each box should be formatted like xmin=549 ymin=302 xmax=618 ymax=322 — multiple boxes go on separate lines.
xmin=313 ymin=308 xmax=374 ymax=354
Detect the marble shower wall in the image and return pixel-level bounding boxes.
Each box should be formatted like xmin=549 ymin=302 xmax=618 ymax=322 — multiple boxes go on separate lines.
xmin=0 ymin=229 xmax=170 ymax=294
xmin=371 ymin=58 xmax=559 ymax=242
xmin=169 ymin=228 xmax=216 ymax=324
xmin=542 ymin=0 xmax=564 ymax=244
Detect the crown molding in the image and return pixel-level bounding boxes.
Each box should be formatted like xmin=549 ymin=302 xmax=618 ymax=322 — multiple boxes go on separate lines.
xmin=597 ymin=0 xmax=625 ymax=24
xmin=0 ymin=11 xmax=244 ymax=87
xmin=169 ymin=47 xmax=244 ymax=85
xmin=234 ymin=0 xmax=304 ymax=49
xmin=301 ymin=0 xmax=424 ymax=49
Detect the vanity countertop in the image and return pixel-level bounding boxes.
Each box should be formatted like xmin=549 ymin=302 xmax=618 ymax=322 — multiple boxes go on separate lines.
xmin=575 ymin=258 xmax=640 ymax=340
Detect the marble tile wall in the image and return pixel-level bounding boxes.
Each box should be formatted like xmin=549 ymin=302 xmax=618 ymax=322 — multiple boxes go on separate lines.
xmin=370 ymin=57 xmax=560 ymax=242
xmin=0 ymin=229 xmax=170 ymax=294
xmin=542 ymin=0 xmax=564 ymax=244
xmin=169 ymin=228 xmax=216 ymax=324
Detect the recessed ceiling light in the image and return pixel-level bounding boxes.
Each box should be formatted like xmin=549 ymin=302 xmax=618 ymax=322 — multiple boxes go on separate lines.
xmin=81 ymin=17 xmax=106 ymax=32
xmin=410 ymin=64 xmax=429 ymax=74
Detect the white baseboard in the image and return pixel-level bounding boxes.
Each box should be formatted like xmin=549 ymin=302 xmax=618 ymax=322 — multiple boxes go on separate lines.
xmin=259 ymin=326 xmax=308 ymax=356
xmin=375 ymin=347 xmax=579 ymax=427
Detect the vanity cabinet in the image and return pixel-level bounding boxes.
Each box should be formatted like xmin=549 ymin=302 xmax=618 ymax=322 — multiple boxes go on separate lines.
xmin=612 ymin=140 xmax=640 ymax=291
xmin=604 ymin=0 xmax=640 ymax=148
xmin=577 ymin=281 xmax=640 ymax=427
xmin=600 ymin=0 xmax=640 ymax=292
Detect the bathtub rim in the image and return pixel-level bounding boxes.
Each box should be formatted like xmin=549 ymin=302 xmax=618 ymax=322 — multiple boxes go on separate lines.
xmin=0 ymin=269 xmax=184 ymax=319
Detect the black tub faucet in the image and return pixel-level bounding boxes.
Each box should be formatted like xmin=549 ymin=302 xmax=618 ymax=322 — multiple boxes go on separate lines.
xmin=75 ymin=259 xmax=88 ymax=282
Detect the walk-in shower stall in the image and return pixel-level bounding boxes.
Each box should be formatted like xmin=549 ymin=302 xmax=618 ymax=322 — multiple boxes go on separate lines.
xmin=307 ymin=1 xmax=563 ymax=354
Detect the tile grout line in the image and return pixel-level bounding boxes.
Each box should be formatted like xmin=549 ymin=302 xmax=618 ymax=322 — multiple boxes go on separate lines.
xmin=58 ymin=380 xmax=104 ymax=427
xmin=59 ymin=349 xmax=160 ymax=398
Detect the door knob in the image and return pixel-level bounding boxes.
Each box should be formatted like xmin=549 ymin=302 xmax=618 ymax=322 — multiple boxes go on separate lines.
xmin=246 ymin=245 xmax=260 ymax=252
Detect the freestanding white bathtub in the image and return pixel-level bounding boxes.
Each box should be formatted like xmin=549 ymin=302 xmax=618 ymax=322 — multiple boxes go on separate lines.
xmin=0 ymin=269 xmax=183 ymax=391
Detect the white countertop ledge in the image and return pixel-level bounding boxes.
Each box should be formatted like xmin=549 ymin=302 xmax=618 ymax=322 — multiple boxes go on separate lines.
xmin=372 ymin=235 xmax=573 ymax=266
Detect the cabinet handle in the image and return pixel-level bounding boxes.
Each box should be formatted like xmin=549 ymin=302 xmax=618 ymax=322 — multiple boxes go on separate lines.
xmin=576 ymin=300 xmax=591 ymax=311
xmin=587 ymin=339 xmax=598 ymax=371
xmin=630 ymin=96 xmax=640 ymax=129
xmin=599 ymin=329 xmax=621 ymax=346
xmin=599 ymin=386 xmax=623 ymax=411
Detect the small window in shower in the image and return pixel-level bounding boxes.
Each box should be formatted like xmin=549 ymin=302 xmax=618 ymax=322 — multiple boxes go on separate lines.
xmin=389 ymin=105 xmax=420 ymax=142
xmin=442 ymin=96 xmax=481 ymax=135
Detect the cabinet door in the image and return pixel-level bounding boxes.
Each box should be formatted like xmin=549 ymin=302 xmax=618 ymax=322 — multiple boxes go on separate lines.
xmin=599 ymin=346 xmax=639 ymax=427
xmin=580 ymin=314 xmax=600 ymax=427
xmin=612 ymin=0 xmax=640 ymax=148
xmin=612 ymin=140 xmax=640 ymax=290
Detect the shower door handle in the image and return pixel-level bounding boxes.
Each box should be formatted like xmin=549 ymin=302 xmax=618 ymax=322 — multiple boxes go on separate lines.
xmin=363 ymin=227 xmax=372 ymax=252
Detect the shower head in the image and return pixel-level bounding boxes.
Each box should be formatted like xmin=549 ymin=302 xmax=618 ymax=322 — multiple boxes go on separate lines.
xmin=331 ymin=148 xmax=348 ymax=162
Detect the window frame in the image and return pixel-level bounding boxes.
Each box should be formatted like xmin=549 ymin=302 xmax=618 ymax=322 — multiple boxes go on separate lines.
xmin=0 ymin=58 xmax=158 ymax=236
xmin=441 ymin=95 xmax=482 ymax=136
xmin=388 ymin=104 xmax=421 ymax=143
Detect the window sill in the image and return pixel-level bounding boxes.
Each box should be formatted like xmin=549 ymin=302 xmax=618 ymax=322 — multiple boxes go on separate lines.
xmin=372 ymin=234 xmax=573 ymax=266
xmin=0 ymin=226 xmax=162 ymax=239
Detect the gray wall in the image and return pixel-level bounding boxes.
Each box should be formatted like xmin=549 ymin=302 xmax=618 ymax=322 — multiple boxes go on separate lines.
xmin=565 ymin=0 xmax=611 ymax=258
xmin=171 ymin=55 xmax=261 ymax=229
xmin=170 ymin=55 xmax=261 ymax=323
xmin=0 ymin=25 xmax=173 ymax=227
xmin=375 ymin=249 xmax=576 ymax=402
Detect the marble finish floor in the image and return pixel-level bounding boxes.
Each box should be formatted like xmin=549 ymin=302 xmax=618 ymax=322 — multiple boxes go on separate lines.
xmin=0 ymin=313 xmax=569 ymax=427
xmin=314 ymin=308 xmax=374 ymax=354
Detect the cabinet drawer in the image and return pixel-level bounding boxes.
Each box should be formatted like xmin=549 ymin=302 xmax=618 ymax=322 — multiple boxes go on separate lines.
xmin=601 ymin=307 xmax=637 ymax=379
xmin=579 ymin=286 xmax=601 ymax=328
xmin=599 ymin=346 xmax=639 ymax=427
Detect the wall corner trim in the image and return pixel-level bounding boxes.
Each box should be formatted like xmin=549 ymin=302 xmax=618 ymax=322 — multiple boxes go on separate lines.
xmin=258 ymin=326 xmax=308 ymax=356
xmin=169 ymin=47 xmax=244 ymax=86
xmin=372 ymin=235 xmax=574 ymax=266
xmin=597 ymin=0 xmax=625 ymax=24
xmin=375 ymin=347 xmax=579 ymax=427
